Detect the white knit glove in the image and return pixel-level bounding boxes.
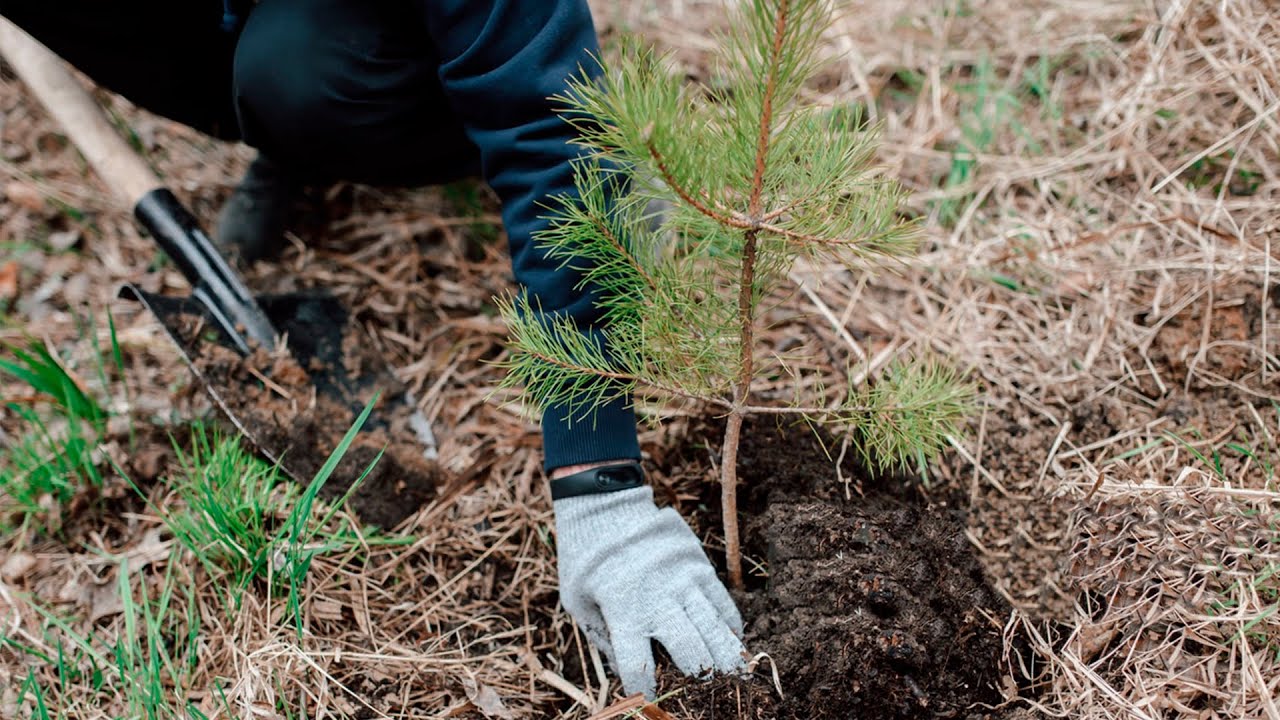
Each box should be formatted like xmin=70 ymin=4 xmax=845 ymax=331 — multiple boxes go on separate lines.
xmin=553 ymin=486 xmax=747 ymax=698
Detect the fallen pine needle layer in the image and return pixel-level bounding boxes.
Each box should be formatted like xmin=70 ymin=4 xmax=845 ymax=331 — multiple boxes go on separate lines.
xmin=1 ymin=0 xmax=1278 ymax=718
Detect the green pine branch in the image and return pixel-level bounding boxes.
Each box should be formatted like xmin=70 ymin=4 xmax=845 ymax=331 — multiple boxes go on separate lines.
xmin=500 ymin=0 xmax=976 ymax=586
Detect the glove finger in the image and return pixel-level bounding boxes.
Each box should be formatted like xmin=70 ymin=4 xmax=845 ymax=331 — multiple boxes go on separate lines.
xmin=586 ymin=622 xmax=619 ymax=666
xmin=697 ymin=569 xmax=745 ymax=635
xmin=652 ymin=609 xmax=717 ymax=680
xmin=569 ymin=601 xmax=616 ymax=667
xmin=608 ymin=621 xmax=657 ymax=699
xmin=685 ymin=592 xmax=748 ymax=672
xmin=586 ymin=628 xmax=616 ymax=669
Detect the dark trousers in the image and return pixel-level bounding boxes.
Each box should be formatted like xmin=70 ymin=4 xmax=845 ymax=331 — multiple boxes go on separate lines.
xmin=1 ymin=0 xmax=480 ymax=185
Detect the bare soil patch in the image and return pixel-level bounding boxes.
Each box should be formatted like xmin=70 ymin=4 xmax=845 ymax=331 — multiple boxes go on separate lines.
xmin=168 ymin=297 xmax=443 ymax=529
xmin=657 ymin=420 xmax=1026 ymax=719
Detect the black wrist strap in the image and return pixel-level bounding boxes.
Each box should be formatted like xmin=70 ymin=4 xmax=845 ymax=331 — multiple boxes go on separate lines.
xmin=550 ymin=461 xmax=645 ymax=500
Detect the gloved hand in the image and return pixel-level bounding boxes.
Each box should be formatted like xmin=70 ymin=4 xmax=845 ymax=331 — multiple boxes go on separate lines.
xmin=553 ymin=486 xmax=747 ymax=698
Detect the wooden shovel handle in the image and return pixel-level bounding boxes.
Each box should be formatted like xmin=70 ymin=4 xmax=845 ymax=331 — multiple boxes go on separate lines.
xmin=0 ymin=15 xmax=161 ymax=208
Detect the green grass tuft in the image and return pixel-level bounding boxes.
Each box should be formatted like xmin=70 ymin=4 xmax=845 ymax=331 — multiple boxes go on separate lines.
xmin=154 ymin=395 xmax=405 ymax=631
xmin=1 ymin=338 xmax=105 ymax=427
xmin=162 ymin=424 xmax=300 ymax=604
xmin=0 ymin=336 xmax=114 ymax=530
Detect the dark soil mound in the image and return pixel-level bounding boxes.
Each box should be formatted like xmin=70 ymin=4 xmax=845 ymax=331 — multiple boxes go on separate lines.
xmin=664 ymin=421 xmax=1019 ymax=719
xmin=159 ymin=293 xmax=442 ymax=529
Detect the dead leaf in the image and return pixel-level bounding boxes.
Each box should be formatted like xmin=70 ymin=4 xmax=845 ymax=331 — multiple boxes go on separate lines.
xmin=331 ymin=696 xmax=357 ymax=716
xmin=248 ymin=701 xmax=284 ymax=719
xmin=0 ymin=552 xmax=37 ymax=582
xmin=126 ymin=527 xmax=172 ymax=569
xmin=1075 ymin=618 xmax=1122 ymax=660
xmin=312 ymin=599 xmax=344 ymax=621
xmin=0 ymin=686 xmax=18 ymax=720
xmin=56 ymin=574 xmax=88 ymax=604
xmin=462 ymin=676 xmax=515 ymax=720
xmin=60 ymin=273 xmax=90 ymax=306
xmin=16 ymin=274 xmax=64 ymax=322
xmin=46 ymin=229 xmax=81 ymax=252
xmin=89 ymin=581 xmax=124 ymax=622
xmin=129 ymin=445 xmax=170 ymax=482
xmin=4 ymin=181 xmax=45 ymax=212
xmin=0 ymin=261 xmax=17 ymax=303
xmin=641 ymin=704 xmax=677 ymax=720
xmin=586 ymin=695 xmax=647 ymax=720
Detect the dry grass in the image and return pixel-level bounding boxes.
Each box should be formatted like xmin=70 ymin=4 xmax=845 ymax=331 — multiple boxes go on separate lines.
xmin=2 ymin=0 xmax=1279 ymax=717
xmin=602 ymin=0 xmax=1279 ymax=716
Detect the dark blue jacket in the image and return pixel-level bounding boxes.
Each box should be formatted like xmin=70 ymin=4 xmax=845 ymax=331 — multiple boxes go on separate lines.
xmin=423 ymin=1 xmax=640 ymax=471
xmin=1 ymin=0 xmax=639 ymax=471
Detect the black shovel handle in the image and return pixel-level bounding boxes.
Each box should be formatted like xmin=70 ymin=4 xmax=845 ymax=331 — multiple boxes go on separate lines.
xmin=0 ymin=17 xmax=278 ymax=356
xmin=135 ymin=189 xmax=278 ymax=355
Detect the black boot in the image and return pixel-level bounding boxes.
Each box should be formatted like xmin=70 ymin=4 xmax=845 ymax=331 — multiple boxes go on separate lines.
xmin=214 ymin=154 xmax=298 ymax=264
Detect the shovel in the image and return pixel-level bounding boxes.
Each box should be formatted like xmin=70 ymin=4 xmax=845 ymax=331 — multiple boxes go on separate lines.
xmin=0 ymin=17 xmax=440 ymax=528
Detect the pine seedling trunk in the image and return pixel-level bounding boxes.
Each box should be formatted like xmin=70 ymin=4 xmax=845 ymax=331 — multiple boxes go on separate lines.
xmin=500 ymin=0 xmax=975 ymax=589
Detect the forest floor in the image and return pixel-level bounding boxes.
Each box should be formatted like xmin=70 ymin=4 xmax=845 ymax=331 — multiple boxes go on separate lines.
xmin=1 ymin=1 xmax=1278 ymax=718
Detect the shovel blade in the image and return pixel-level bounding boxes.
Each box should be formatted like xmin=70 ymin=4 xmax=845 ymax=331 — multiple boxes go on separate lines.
xmin=121 ymin=284 xmax=440 ymax=528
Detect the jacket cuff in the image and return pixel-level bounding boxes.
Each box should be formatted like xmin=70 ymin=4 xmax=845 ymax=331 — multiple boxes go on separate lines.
xmin=541 ymin=394 xmax=641 ymax=472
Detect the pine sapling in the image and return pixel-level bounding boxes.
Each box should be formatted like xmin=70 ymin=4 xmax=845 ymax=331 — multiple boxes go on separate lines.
xmin=500 ymin=0 xmax=975 ymax=588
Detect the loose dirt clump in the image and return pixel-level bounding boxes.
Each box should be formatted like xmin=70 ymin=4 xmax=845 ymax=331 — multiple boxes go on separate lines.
xmin=166 ymin=296 xmax=442 ymax=529
xmin=666 ymin=420 xmax=1024 ymax=720
xmin=653 ymin=669 xmax=780 ymax=719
